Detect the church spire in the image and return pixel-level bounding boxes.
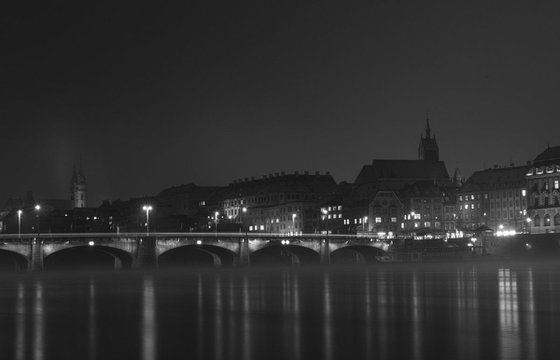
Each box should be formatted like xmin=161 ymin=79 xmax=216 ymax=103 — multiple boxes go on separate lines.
xmin=418 ymin=115 xmax=439 ymax=161
xmin=425 ymin=113 xmax=431 ymax=139
xmin=71 ymin=160 xmax=87 ymax=208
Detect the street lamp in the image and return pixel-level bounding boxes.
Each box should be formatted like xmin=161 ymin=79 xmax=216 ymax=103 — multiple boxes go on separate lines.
xmin=215 ymin=211 xmax=219 ymax=234
xmin=142 ymin=205 xmax=153 ymax=235
xmin=292 ymin=213 xmax=297 ymax=235
xmin=321 ymin=208 xmax=328 ymax=235
xmin=34 ymin=204 xmax=41 ymax=238
xmin=17 ymin=209 xmax=22 ymax=238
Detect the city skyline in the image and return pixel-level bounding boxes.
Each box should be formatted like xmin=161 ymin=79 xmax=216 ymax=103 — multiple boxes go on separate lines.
xmin=2 ymin=1 xmax=560 ymax=206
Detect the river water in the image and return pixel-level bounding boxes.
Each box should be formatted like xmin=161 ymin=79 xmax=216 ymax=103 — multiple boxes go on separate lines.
xmin=0 ymin=261 xmax=559 ymax=360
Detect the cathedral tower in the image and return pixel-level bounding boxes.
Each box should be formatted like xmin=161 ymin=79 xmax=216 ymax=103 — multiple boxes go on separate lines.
xmin=418 ymin=116 xmax=439 ymax=161
xmin=71 ymin=162 xmax=87 ymax=208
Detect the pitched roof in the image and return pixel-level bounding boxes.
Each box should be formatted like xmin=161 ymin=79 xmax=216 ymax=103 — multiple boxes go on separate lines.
xmin=354 ymin=160 xmax=450 ymax=186
xmin=534 ymin=146 xmax=560 ymax=164
xmin=460 ymin=165 xmax=529 ymax=193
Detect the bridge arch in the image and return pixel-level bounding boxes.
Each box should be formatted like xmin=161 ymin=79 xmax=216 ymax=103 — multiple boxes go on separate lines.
xmin=44 ymin=245 xmax=133 ymax=271
xmin=330 ymin=245 xmax=385 ymax=265
xmin=159 ymin=245 xmax=236 ymax=267
xmin=0 ymin=249 xmax=28 ymax=272
xmin=250 ymin=244 xmax=320 ymax=266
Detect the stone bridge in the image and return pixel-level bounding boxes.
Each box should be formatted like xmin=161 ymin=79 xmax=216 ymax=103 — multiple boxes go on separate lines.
xmin=0 ymin=233 xmax=390 ymax=271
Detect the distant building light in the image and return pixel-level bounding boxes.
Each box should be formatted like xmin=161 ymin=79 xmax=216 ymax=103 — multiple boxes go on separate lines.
xmin=88 ymin=241 xmax=94 ymax=246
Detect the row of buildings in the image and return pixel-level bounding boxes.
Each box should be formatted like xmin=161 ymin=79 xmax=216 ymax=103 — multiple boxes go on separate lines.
xmin=2 ymin=119 xmax=559 ymax=238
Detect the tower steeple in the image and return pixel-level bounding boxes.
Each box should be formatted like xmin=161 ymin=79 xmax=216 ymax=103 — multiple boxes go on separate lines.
xmin=425 ymin=114 xmax=431 ymax=138
xmin=418 ymin=115 xmax=439 ymax=161
xmin=71 ymin=161 xmax=87 ymax=208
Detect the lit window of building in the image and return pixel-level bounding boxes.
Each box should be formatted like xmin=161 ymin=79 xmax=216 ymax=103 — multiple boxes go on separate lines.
xmin=391 ymin=217 xmax=397 ymax=223
xmin=375 ymin=217 xmax=382 ymax=223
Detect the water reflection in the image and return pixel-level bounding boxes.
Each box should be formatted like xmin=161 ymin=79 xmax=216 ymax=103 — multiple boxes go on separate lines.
xmin=142 ymin=277 xmax=156 ymax=360
xmin=88 ymin=277 xmax=96 ymax=360
xmin=214 ymin=274 xmax=223 ymax=360
xmin=498 ymin=268 xmax=520 ymax=360
xmin=323 ymin=272 xmax=332 ymax=360
xmin=15 ymin=282 xmax=25 ymax=360
xmin=242 ymin=274 xmax=251 ymax=360
xmin=3 ymin=264 xmax=560 ymax=360
xmin=33 ymin=280 xmax=44 ymax=360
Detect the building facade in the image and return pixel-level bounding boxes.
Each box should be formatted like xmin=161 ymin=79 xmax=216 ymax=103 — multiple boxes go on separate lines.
xmin=526 ymin=146 xmax=560 ymax=234
xmin=457 ymin=165 xmax=529 ymax=233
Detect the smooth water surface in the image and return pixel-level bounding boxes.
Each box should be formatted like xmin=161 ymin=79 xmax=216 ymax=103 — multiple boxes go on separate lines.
xmin=1 ymin=261 xmax=559 ymax=360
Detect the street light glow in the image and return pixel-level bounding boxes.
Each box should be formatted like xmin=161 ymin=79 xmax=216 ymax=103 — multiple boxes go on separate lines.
xmin=143 ymin=205 xmax=153 ymax=235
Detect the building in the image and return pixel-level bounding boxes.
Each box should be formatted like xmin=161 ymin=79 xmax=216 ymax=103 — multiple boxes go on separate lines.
xmin=400 ymin=181 xmax=447 ymax=236
xmin=351 ymin=117 xmax=454 ymax=236
xmin=217 ymin=171 xmax=337 ymax=234
xmin=526 ymin=146 xmax=560 ymax=233
xmin=368 ymin=190 xmax=403 ymax=236
xmin=457 ymin=165 xmax=529 ymax=233
xmin=71 ymin=162 xmax=87 ymax=208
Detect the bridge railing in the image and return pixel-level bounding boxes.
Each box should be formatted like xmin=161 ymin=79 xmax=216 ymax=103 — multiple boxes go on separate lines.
xmin=0 ymin=232 xmax=385 ymax=243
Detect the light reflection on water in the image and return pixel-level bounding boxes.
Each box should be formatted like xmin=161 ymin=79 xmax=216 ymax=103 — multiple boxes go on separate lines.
xmin=2 ymin=263 xmax=560 ymax=360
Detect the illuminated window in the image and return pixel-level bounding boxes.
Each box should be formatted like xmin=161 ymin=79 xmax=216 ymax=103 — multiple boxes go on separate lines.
xmin=375 ymin=217 xmax=382 ymax=223
xmin=464 ymin=204 xmax=468 ymax=209
xmin=338 ymin=206 xmax=342 ymax=210
xmin=391 ymin=217 xmax=397 ymax=223
xmin=471 ymin=195 xmax=474 ymax=200
xmin=522 ymin=189 xmax=527 ymax=197
xmin=555 ymin=180 xmax=559 ymax=189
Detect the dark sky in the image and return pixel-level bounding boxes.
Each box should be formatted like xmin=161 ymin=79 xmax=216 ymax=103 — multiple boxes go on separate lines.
xmin=2 ymin=0 xmax=559 ymax=206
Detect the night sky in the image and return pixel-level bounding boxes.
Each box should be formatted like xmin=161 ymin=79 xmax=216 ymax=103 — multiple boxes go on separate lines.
xmin=2 ymin=1 xmax=559 ymax=206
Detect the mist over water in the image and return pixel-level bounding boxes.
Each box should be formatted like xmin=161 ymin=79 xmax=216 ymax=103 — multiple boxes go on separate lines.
xmin=0 ymin=262 xmax=558 ymax=360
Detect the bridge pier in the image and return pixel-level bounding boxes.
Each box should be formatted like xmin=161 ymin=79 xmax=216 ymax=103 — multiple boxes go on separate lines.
xmin=238 ymin=237 xmax=250 ymax=266
xmin=136 ymin=237 xmax=158 ymax=269
xmin=320 ymin=238 xmax=330 ymax=265
xmin=30 ymin=238 xmax=43 ymax=271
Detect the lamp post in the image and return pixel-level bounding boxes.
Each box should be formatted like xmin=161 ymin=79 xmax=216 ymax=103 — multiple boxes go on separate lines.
xmin=215 ymin=211 xmax=219 ymax=234
xmin=321 ymin=208 xmax=328 ymax=235
xmin=292 ymin=213 xmax=297 ymax=235
xmin=142 ymin=205 xmax=153 ymax=235
xmin=34 ymin=204 xmax=41 ymax=239
xmin=17 ymin=209 xmax=22 ymax=238
xmin=242 ymin=207 xmax=248 ymax=237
